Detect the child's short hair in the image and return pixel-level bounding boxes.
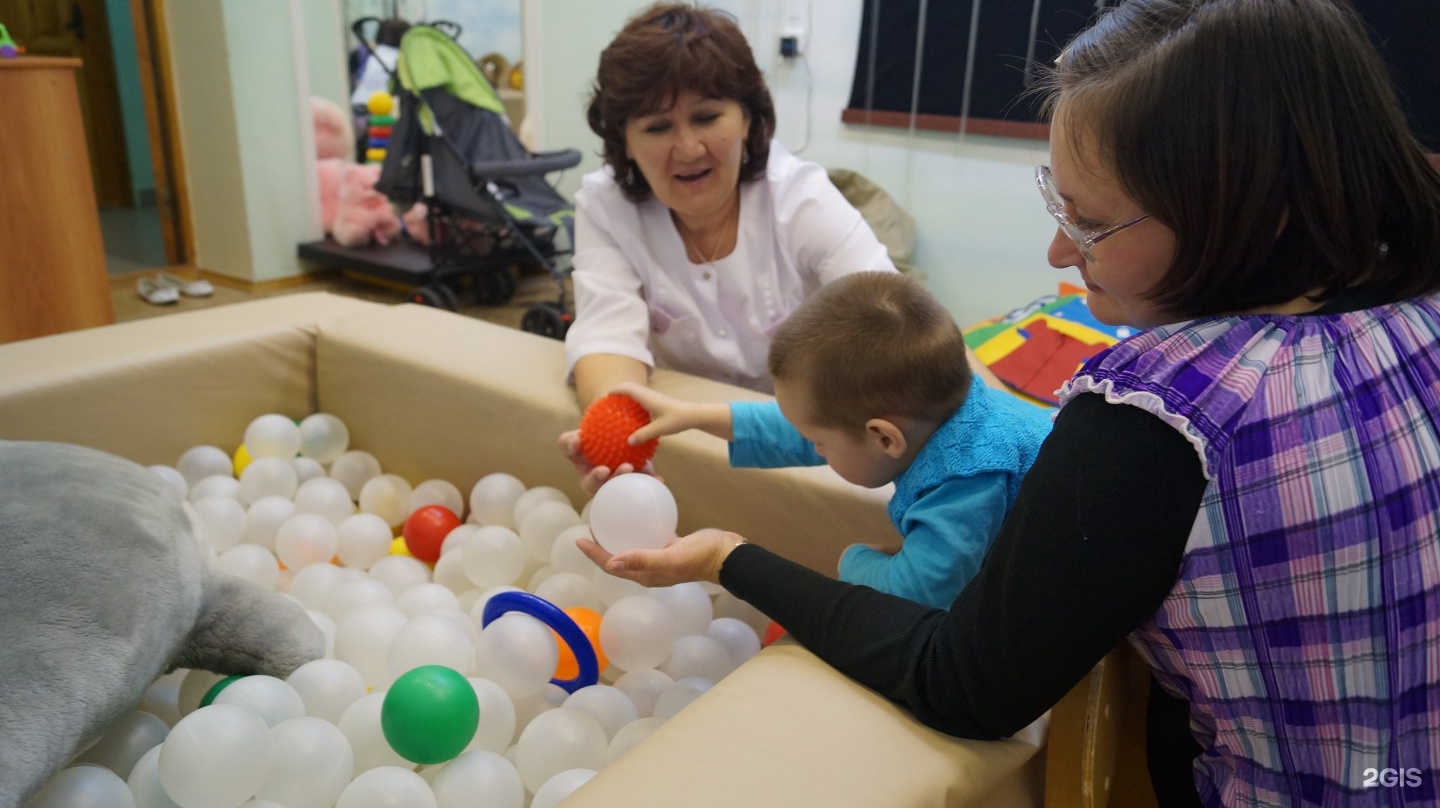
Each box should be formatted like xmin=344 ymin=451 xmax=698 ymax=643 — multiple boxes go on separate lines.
xmin=768 ymin=272 xmax=972 ymax=433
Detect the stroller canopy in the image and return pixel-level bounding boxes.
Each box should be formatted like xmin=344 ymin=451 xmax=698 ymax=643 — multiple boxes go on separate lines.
xmin=397 ymin=27 xmax=506 ymax=126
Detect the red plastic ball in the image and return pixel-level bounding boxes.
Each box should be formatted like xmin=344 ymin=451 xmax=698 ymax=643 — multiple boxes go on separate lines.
xmin=762 ymin=621 xmax=788 ymax=648
xmin=402 ymin=504 xmax=461 ymax=564
xmin=579 ymin=393 xmax=659 ymax=471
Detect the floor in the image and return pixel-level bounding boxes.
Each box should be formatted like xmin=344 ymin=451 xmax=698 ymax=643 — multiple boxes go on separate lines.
xmin=111 ymin=264 xmax=571 ymax=333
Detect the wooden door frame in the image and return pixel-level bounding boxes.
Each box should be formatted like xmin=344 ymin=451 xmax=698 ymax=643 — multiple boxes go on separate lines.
xmin=128 ymin=0 xmax=193 ymax=266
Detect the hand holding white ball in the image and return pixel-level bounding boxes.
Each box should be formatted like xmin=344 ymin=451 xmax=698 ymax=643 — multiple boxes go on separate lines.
xmin=587 ymin=474 xmax=677 ymax=554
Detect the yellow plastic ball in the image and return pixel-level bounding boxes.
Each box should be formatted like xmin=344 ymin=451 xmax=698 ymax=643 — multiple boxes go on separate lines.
xmin=365 ymin=148 xmax=387 ymax=164
xmin=367 ymin=91 xmax=394 ymax=117
xmin=233 ymin=444 xmax=252 ymax=476
xmin=390 ymin=536 xmax=412 ymax=557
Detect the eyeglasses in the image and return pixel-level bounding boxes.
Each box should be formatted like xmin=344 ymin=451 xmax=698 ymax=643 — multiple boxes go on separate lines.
xmin=1036 ymin=165 xmax=1150 ymax=263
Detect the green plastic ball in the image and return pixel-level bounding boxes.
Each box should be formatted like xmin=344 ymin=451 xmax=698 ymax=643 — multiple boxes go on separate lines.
xmin=380 ymin=665 xmax=480 ymax=764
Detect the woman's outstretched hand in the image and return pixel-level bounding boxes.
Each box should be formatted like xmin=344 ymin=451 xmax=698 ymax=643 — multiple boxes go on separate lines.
xmin=558 ymin=429 xmax=660 ymax=496
xmin=577 ymin=527 xmax=747 ymax=587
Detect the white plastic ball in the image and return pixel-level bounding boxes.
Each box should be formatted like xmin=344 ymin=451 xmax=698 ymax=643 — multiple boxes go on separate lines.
xmin=176 ymin=669 xmax=225 ymax=717
xmin=510 ymin=486 xmax=569 ymax=526
xmin=526 ymin=564 xmax=557 ymax=592
xmin=549 ymin=524 xmax=596 ymax=577
xmin=709 ymin=617 xmax=762 ymax=667
xmin=510 ymin=683 xmax=567 ymax=738
xmin=514 ymin=708 xmax=607 ymax=794
xmin=517 ymin=500 xmax=582 ymax=563
xmin=177 ymin=445 xmax=234 ymax=486
xmin=329 ymin=450 xmax=383 ymax=501
xmin=298 ymin=412 xmax=350 ymax=464
xmin=335 ymin=765 xmax=437 ymax=808
xmin=473 ymin=613 xmax=559 ymax=697
xmin=531 ymin=768 xmax=597 ymax=808
xmin=287 ymin=562 xmax=350 ymax=610
xmin=140 ymin=678 xmax=182 ymax=728
xmin=294 ymin=476 xmax=357 ymax=524
xmin=325 ymin=576 xmax=396 ymax=623
xmin=649 ymin=581 xmax=714 ymax=637
xmin=468 ymin=473 xmax=526 ymax=527
xmin=531 ymin=572 xmax=600 ymax=611
xmin=431 ymin=551 xmax=473 ymax=595
xmin=369 ymin=554 xmax=432 ymax=598
xmin=245 ymin=413 xmax=302 ymax=459
xmin=307 ymin=609 xmax=337 ymax=658
xmin=652 ymin=677 xmax=715 ymax=721
xmin=72 ymin=709 xmax=169 ymax=779
xmin=588 ymin=474 xmax=677 ymax=554
xmin=239 ymin=456 xmax=299 ymax=504
xmin=287 ymin=658 xmax=368 ymax=724
xmin=188 ymin=474 xmax=240 ymax=503
xmin=713 ymin=590 xmax=772 ymax=638
xmin=428 ymin=749 xmax=523 ymax=808
xmin=291 ymin=456 xmax=326 ymax=485
xmin=387 ymin=613 xmax=476 ymax=678
xmin=410 ymin=479 xmax=465 ymax=520
xmin=334 ymin=604 xmax=407 ymax=688
xmin=562 ymin=685 xmax=638 ymax=740
xmin=335 ymin=694 xmax=412 ymax=773
xmin=464 ymin=677 xmax=517 ymax=754
xmin=212 ymin=674 xmax=306 ymax=728
xmin=125 ymin=745 xmax=180 ymax=808
xmin=149 ymin=464 xmax=188 ymax=497
xmin=245 ymin=495 xmax=296 ymax=550
xmin=275 ymin=513 xmax=339 ymax=569
xmin=592 ymin=566 xmax=647 ymax=606
xmin=158 ymin=704 xmax=274 ymax=808
xmin=255 ymin=716 xmax=354 ymax=808
xmin=612 ymin=668 xmax=674 ymax=718
xmin=600 ymin=595 xmax=677 ymax=672
xmin=658 ymin=634 xmax=736 ymax=682
xmin=608 ymin=716 xmax=662 ymax=763
xmin=336 ymin=512 xmax=394 ymax=570
xmin=467 ymin=585 xmax=523 ymax=628
xmin=439 ymin=523 xmax=478 ymax=557
xmin=460 ymin=526 xmax=527 ymax=588
xmin=217 ymin=543 xmax=281 ymax=590
xmin=28 ymin=765 xmax=135 ymax=808
xmin=395 ymin=582 xmax=462 ymax=617
xmin=359 ymin=473 xmax=414 ymax=527
xmin=192 ymin=494 xmax=248 ymax=552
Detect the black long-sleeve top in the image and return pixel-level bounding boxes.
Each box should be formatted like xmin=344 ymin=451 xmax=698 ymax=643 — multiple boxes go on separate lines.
xmin=719 ymin=392 xmax=1208 ymax=804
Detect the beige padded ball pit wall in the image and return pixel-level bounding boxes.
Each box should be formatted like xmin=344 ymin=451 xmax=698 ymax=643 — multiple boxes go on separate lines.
xmin=0 ymin=294 xmax=1045 ymax=807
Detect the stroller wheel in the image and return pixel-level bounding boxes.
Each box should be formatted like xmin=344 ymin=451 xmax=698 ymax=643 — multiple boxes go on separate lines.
xmin=521 ymin=302 xmax=571 ymax=341
xmin=410 ymin=284 xmax=460 ymax=312
xmin=473 ymin=269 xmax=517 ymax=306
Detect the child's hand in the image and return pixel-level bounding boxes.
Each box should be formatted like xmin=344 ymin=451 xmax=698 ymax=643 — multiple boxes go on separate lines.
xmin=576 ymin=527 xmax=746 ymax=587
xmin=558 ymin=429 xmax=660 ymax=496
xmin=613 ymin=382 xmax=734 ymax=443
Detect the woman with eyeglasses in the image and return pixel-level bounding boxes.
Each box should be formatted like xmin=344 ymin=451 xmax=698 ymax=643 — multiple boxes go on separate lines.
xmin=579 ymin=0 xmax=1440 ymax=805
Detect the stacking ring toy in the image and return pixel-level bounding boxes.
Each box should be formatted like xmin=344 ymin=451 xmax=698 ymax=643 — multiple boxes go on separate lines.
xmin=481 ymin=591 xmax=600 ymax=693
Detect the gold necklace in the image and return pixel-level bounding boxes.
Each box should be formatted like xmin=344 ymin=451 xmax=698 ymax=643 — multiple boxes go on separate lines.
xmin=676 ymin=202 xmax=739 ymax=279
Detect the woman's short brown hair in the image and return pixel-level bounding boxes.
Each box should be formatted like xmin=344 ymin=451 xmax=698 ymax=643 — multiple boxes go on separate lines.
xmin=768 ymin=272 xmax=973 ymax=434
xmin=586 ymin=3 xmax=777 ymax=203
xmin=1042 ymin=0 xmax=1440 ymax=317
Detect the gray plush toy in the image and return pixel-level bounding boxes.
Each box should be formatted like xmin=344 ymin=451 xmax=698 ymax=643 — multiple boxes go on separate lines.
xmin=0 ymin=440 xmax=325 ymax=807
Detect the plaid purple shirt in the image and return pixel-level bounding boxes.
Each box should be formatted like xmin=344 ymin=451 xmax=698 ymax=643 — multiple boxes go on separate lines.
xmin=1060 ymin=295 xmax=1440 ymax=807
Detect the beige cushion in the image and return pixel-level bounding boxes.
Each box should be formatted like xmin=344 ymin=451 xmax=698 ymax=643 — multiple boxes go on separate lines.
xmin=0 ymin=293 xmax=383 ymax=465
xmin=567 ymin=640 xmax=1045 ymax=808
xmin=314 ymin=303 xmax=894 ymax=573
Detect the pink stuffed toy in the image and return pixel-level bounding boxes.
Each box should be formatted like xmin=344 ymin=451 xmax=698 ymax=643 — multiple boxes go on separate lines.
xmin=331 ymin=163 xmax=402 ymax=247
xmin=317 ymin=157 xmax=346 ymax=233
xmin=311 ymin=97 xmax=354 ymax=162
xmin=401 ymin=201 xmax=431 ymax=246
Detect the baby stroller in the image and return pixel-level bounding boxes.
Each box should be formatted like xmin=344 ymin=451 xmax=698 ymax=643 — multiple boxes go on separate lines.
xmin=355 ymin=19 xmax=580 ymax=338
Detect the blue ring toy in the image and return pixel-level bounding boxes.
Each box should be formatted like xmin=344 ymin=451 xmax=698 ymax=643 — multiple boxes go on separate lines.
xmin=481 ymin=591 xmax=599 ymax=694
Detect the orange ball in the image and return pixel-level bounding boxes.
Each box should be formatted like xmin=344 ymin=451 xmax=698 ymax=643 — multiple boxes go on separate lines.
xmin=579 ymin=393 xmax=658 ymax=471
xmin=762 ymin=621 xmax=788 ymax=648
xmin=552 ymin=606 xmax=607 ymax=679
xmin=402 ymin=505 xmax=461 ymax=564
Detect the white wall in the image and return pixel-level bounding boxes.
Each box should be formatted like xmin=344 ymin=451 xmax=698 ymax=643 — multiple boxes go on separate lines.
xmin=524 ymin=0 xmax=1068 ymax=329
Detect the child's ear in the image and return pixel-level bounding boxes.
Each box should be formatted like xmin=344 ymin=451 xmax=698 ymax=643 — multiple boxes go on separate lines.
xmin=865 ymin=418 xmax=908 ymax=459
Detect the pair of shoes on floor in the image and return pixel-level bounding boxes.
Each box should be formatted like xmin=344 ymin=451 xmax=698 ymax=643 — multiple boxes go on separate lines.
xmin=137 ymin=271 xmax=215 ymax=305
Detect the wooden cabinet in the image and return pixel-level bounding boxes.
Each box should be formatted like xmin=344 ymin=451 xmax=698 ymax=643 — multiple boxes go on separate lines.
xmin=0 ymin=57 xmax=114 ymax=344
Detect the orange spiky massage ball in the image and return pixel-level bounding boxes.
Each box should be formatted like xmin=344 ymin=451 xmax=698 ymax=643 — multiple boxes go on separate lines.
xmin=579 ymin=393 xmax=659 ymax=470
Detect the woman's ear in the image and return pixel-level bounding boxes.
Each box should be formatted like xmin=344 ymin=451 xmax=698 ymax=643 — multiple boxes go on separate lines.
xmin=865 ymin=418 xmax=908 ymax=460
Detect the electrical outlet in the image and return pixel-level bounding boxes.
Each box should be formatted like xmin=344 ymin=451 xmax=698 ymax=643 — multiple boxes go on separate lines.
xmin=780 ymin=24 xmax=804 ymax=58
